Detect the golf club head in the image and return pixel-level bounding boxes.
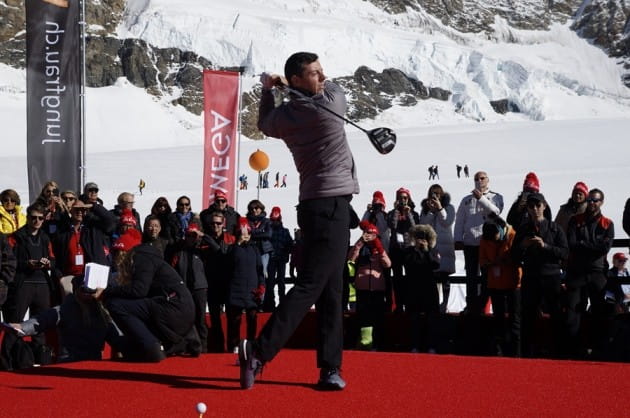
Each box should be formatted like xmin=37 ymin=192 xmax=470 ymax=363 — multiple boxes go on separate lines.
xmin=368 ymin=127 xmax=396 ymax=154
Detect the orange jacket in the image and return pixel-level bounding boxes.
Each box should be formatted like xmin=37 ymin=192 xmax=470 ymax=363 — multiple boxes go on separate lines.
xmin=479 ymin=226 xmax=521 ymax=290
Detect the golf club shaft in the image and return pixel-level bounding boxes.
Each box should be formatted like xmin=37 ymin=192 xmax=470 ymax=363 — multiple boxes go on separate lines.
xmin=282 ymin=86 xmax=369 ymax=134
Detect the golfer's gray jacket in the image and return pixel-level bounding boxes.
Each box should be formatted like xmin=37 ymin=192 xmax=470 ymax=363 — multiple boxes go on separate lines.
xmin=258 ymin=81 xmax=360 ymax=201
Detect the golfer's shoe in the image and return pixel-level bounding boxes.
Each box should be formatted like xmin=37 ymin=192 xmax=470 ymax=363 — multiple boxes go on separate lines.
xmin=317 ymin=367 xmax=346 ymax=391
xmin=238 ymin=339 xmax=263 ymax=389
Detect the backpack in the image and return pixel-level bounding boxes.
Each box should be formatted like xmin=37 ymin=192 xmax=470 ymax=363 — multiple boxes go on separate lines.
xmin=0 ymin=337 xmax=35 ymax=370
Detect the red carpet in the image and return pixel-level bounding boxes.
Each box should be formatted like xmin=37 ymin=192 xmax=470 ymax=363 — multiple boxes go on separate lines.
xmin=1 ymin=350 xmax=628 ymax=417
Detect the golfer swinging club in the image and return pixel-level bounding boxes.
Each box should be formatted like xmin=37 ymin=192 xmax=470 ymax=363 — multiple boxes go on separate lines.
xmin=238 ymin=52 xmax=359 ymax=390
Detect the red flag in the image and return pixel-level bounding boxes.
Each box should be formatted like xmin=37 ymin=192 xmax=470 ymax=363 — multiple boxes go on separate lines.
xmin=202 ymin=70 xmax=240 ymax=208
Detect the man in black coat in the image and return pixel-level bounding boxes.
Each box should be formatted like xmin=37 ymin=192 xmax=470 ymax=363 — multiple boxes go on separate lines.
xmin=0 ymin=233 xmax=16 ymax=308
xmin=512 ymin=193 xmax=568 ymax=358
xmin=565 ymin=188 xmax=614 ymax=358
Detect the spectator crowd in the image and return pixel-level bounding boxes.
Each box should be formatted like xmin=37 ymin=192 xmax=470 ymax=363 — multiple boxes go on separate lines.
xmin=0 ymin=170 xmax=629 ymax=368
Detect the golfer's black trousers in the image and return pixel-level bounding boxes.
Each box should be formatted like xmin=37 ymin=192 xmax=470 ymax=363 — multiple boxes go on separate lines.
xmin=258 ymin=195 xmax=350 ymax=369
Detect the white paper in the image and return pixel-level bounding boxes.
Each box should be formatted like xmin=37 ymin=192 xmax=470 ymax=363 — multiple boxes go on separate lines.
xmin=83 ymin=262 xmax=110 ymax=289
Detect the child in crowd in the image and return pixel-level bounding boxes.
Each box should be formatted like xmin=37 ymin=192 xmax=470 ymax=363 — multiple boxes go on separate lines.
xmin=404 ymin=224 xmax=440 ymax=353
xmin=226 ymin=217 xmax=265 ymax=354
xmin=347 ymin=221 xmax=391 ymax=350
xmin=479 ymin=215 xmax=522 ymax=356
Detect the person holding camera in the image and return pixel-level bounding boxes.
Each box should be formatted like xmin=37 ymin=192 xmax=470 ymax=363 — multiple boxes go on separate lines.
xmin=1 ymin=203 xmax=56 ymax=367
xmin=511 ymin=193 xmax=567 ymax=358
xmin=387 ymin=187 xmax=420 ymax=313
xmin=419 ymin=184 xmax=455 ymax=313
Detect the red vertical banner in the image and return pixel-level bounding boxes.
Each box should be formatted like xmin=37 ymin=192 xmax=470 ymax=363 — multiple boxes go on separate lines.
xmin=202 ymin=70 xmax=240 ymax=208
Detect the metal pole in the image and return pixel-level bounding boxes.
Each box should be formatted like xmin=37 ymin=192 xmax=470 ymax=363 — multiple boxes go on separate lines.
xmin=235 ymin=71 xmax=242 ymax=211
xmin=79 ymin=0 xmax=87 ymax=189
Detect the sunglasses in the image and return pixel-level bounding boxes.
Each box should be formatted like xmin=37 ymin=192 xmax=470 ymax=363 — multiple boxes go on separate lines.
xmin=178 ymin=202 xmax=191 ymax=207
xmin=586 ymin=198 xmax=602 ymax=203
xmin=1 ymin=198 xmax=16 ymax=203
xmin=210 ymin=221 xmax=223 ymax=226
xmin=29 ymin=215 xmax=45 ymax=221
xmin=87 ymin=188 xmax=99 ymax=193
xmin=527 ymin=202 xmax=544 ymax=209
xmin=62 ymin=196 xmax=76 ymax=201
xmin=216 ymin=199 xmax=227 ymax=203
xmin=475 ymin=176 xmax=487 ymax=181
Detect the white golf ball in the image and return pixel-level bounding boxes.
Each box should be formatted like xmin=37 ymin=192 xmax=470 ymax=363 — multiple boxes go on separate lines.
xmin=196 ymin=402 xmax=207 ymax=414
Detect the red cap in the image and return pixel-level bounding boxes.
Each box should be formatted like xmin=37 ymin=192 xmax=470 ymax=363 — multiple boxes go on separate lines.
xmin=372 ymin=191 xmax=385 ymax=207
xmin=119 ymin=209 xmax=137 ymax=226
xmin=270 ymin=206 xmax=282 ymax=221
xmin=396 ymin=187 xmax=411 ymax=199
xmin=613 ymin=252 xmax=628 ymax=262
xmin=214 ymin=190 xmax=227 ymax=201
xmin=359 ymin=220 xmax=379 ymax=235
xmin=573 ymin=182 xmax=589 ymax=196
xmin=523 ymin=172 xmax=540 ymax=193
xmin=112 ymin=229 xmax=142 ymax=251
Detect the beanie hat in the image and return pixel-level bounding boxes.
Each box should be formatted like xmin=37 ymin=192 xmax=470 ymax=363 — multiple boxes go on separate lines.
xmin=613 ymin=252 xmax=628 ymax=262
xmin=119 ymin=209 xmax=137 ymax=226
xmin=573 ymin=181 xmax=589 ymax=196
xmin=214 ymin=190 xmax=227 ymax=201
xmin=396 ymin=187 xmax=411 ymax=199
xmin=523 ymin=172 xmax=540 ymax=193
xmin=238 ymin=217 xmax=251 ymax=234
xmin=270 ymin=206 xmax=282 ymax=221
xmin=372 ymin=191 xmax=386 ymax=207
xmin=84 ymin=182 xmax=98 ymax=193
xmin=359 ymin=220 xmax=379 ymax=235
xmin=112 ymin=229 xmax=142 ymax=251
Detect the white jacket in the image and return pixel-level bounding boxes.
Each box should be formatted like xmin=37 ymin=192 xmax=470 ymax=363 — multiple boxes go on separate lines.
xmin=454 ymin=191 xmax=504 ymax=246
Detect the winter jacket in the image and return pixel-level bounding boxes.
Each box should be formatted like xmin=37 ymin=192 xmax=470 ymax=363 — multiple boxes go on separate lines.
xmin=170 ymin=244 xmax=209 ymax=291
xmin=8 ymin=226 xmax=56 ymax=289
xmin=258 ymin=80 xmax=360 ymax=201
xmin=0 ymin=205 xmax=26 ymax=234
xmin=566 ymin=212 xmax=614 ymax=283
xmin=103 ymin=244 xmax=195 ymax=345
xmin=454 ymin=190 xmax=504 ymax=246
xmin=348 ymin=238 xmax=391 ymax=291
xmin=53 ymin=204 xmax=116 ymax=274
xmin=270 ymin=222 xmax=293 ymax=263
xmin=200 ymin=204 xmax=240 ymax=235
xmin=479 ymin=225 xmax=521 ymax=290
xmin=247 ymin=212 xmax=274 ymax=254
xmin=0 ymin=234 xmax=17 ymax=305
xmin=167 ymin=211 xmax=200 ymax=242
xmin=203 ymin=232 xmax=236 ymax=305
xmin=418 ymin=194 xmax=456 ymax=274
xmin=361 ymin=208 xmax=391 ymax=251
xmin=512 ymin=219 xmax=568 ymax=278
xmin=387 ymin=203 xmax=420 ymax=251
xmin=506 ymin=192 xmax=552 ymax=230
xmin=555 ymin=199 xmax=588 ymax=235
xmin=227 ymin=242 xmax=264 ymax=309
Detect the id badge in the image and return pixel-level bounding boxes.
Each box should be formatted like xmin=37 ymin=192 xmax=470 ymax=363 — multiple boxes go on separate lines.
xmin=75 ymin=254 xmax=84 ymax=266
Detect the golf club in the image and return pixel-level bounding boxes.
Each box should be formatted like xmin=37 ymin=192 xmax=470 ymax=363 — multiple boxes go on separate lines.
xmin=280 ymin=85 xmax=397 ymax=155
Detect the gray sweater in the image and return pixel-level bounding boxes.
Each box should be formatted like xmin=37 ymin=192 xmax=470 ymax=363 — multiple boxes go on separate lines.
xmin=258 ymin=80 xmax=360 ymax=201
